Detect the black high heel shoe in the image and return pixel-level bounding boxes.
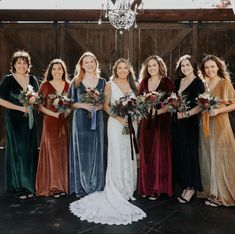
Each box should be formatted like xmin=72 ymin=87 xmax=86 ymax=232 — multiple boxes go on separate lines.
xmin=178 ymin=196 xmax=189 ymax=203
xmin=178 ymin=189 xmax=195 ymax=203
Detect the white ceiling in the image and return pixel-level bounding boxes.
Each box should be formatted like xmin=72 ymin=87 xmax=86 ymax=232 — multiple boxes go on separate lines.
xmin=0 ymin=0 xmax=232 ymax=10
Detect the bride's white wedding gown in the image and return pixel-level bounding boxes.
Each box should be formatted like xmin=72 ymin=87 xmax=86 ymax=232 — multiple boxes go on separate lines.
xmin=69 ymin=81 xmax=146 ymax=225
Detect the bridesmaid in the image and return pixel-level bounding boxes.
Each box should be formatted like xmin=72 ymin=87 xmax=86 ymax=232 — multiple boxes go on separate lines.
xmin=138 ymin=55 xmax=174 ymax=200
xmin=172 ymin=55 xmax=204 ymax=203
xmin=69 ymin=51 xmax=106 ymax=197
xmin=198 ymin=55 xmax=235 ymax=207
xmin=36 ymin=59 xmax=70 ymax=197
xmin=0 ymin=50 xmax=39 ymax=199
xmin=69 ymin=58 xmax=146 ymax=225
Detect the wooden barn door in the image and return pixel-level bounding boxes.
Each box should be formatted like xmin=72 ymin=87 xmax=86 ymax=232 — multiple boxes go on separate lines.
xmin=132 ymin=23 xmax=196 ymax=79
xmin=0 ymin=24 xmax=58 ymax=146
xmin=0 ymin=22 xmax=235 ymax=145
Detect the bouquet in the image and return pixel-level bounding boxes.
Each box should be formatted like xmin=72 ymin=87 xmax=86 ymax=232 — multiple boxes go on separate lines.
xmin=196 ymin=92 xmax=220 ymax=138
xmin=144 ymin=90 xmax=165 ymax=109
xmin=18 ymin=84 xmax=40 ymax=106
xmin=48 ymin=92 xmax=71 ymax=117
xmin=110 ymin=92 xmax=140 ymax=160
xmin=166 ymin=92 xmax=190 ymax=113
xmin=135 ymin=94 xmax=150 ymax=120
xmin=79 ymin=87 xmax=105 ymax=130
xmin=110 ymin=92 xmax=143 ymax=135
xmin=80 ymin=87 xmax=105 ymax=106
xmin=18 ymin=84 xmax=40 ymax=129
xmin=196 ymin=92 xmax=219 ymax=111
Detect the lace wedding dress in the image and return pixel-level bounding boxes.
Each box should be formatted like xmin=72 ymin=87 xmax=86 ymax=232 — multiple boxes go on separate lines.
xmin=69 ymin=81 xmax=146 ymax=225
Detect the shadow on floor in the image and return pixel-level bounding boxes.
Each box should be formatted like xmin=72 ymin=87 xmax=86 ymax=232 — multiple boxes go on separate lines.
xmin=1 ymin=150 xmax=235 ymax=234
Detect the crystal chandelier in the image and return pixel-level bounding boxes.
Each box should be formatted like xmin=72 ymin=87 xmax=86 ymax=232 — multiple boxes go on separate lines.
xmin=98 ymin=0 xmax=144 ymax=31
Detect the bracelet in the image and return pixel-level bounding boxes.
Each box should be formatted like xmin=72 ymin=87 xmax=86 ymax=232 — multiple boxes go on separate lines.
xmin=185 ymin=111 xmax=190 ymax=118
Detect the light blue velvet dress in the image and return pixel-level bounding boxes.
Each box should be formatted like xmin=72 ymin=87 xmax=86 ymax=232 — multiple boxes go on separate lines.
xmin=69 ymin=78 xmax=106 ymax=197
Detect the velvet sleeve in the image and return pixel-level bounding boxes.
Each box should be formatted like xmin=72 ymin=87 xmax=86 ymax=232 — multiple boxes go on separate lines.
xmin=31 ymin=75 xmax=40 ymax=92
xmin=101 ymin=78 xmax=106 ymax=92
xmin=38 ymin=82 xmax=48 ymax=106
xmin=222 ymin=79 xmax=235 ymax=104
xmin=195 ymin=78 xmax=205 ymax=95
xmin=138 ymin=79 xmax=145 ymax=95
xmin=174 ymin=78 xmax=180 ymax=93
xmin=162 ymin=77 xmax=175 ymax=95
xmin=167 ymin=77 xmax=175 ymax=93
xmin=0 ymin=75 xmax=11 ymax=100
xmin=68 ymin=83 xmax=78 ymax=103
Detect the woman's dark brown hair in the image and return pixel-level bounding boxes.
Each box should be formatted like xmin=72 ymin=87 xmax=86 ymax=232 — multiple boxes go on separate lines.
xmin=44 ymin=58 xmax=69 ymax=82
xmin=10 ymin=50 xmax=32 ymax=74
xmin=175 ymin=54 xmax=198 ymax=79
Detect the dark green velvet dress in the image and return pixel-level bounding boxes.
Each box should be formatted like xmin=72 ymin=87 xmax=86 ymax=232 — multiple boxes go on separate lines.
xmin=0 ymin=74 xmax=39 ymax=195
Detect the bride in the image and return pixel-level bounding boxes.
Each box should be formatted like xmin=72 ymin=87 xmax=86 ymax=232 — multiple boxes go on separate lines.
xmin=69 ymin=58 xmax=146 ymax=225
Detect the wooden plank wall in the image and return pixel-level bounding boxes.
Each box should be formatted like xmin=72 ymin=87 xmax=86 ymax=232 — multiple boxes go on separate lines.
xmin=0 ymin=22 xmax=235 ymax=144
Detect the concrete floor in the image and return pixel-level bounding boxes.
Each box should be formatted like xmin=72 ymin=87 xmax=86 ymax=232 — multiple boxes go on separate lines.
xmin=0 ymin=150 xmax=235 ymax=234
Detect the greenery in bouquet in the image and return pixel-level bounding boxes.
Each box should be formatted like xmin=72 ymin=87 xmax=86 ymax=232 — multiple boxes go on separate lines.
xmin=18 ymin=84 xmax=40 ymax=129
xmin=144 ymin=90 xmax=165 ymax=109
xmin=48 ymin=92 xmax=71 ymax=117
xmin=80 ymin=87 xmax=105 ymax=106
xmin=135 ymin=94 xmax=150 ymax=119
xmin=18 ymin=84 xmax=40 ymax=107
xmin=110 ymin=93 xmax=144 ymax=134
xmin=196 ymin=92 xmax=220 ymax=111
xmin=166 ymin=92 xmax=190 ymax=113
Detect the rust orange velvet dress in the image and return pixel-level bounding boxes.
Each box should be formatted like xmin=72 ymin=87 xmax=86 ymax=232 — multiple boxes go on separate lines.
xmin=36 ymin=81 xmax=69 ymax=196
xmin=138 ymin=77 xmax=174 ymax=197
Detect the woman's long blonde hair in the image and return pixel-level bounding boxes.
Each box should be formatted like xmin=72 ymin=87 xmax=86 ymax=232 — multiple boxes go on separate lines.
xmin=72 ymin=51 xmax=100 ymax=87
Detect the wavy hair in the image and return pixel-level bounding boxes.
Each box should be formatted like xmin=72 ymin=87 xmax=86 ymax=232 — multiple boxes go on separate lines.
xmin=199 ymin=54 xmax=230 ymax=80
xmin=139 ymin=55 xmax=167 ymax=83
xmin=10 ymin=50 xmax=32 ymax=74
xmin=72 ymin=52 xmax=100 ymax=87
xmin=111 ymin=58 xmax=137 ymax=95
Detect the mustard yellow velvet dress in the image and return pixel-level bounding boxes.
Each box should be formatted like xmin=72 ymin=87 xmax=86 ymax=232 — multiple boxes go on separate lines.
xmin=198 ymin=78 xmax=235 ymax=206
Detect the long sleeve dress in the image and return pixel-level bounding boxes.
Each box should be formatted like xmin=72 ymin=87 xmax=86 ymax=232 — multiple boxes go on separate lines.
xmin=198 ymin=78 xmax=235 ymax=206
xmin=172 ymin=77 xmax=204 ymax=191
xmin=0 ymin=74 xmax=39 ymax=196
xmin=138 ymin=77 xmax=174 ymax=197
xmin=69 ymin=78 xmax=106 ymax=197
xmin=36 ymin=81 xmax=69 ymax=196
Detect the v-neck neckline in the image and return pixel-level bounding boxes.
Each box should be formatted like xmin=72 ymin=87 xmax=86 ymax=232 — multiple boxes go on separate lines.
xmin=178 ymin=77 xmax=196 ymax=95
xmin=81 ymin=78 xmax=100 ymax=90
xmin=113 ymin=81 xmax=131 ymax=96
xmin=13 ymin=74 xmax=30 ymax=91
xmin=48 ymin=81 xmax=66 ymax=95
xmin=147 ymin=78 xmax=161 ymax=92
xmin=206 ymin=77 xmax=221 ymax=94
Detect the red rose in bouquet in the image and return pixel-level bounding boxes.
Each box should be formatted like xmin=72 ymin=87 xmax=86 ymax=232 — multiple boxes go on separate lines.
xmin=166 ymin=92 xmax=190 ymax=113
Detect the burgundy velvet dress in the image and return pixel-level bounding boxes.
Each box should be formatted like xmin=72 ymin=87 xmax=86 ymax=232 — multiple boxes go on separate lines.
xmin=138 ymin=77 xmax=174 ymax=197
xmin=36 ymin=81 xmax=69 ymax=196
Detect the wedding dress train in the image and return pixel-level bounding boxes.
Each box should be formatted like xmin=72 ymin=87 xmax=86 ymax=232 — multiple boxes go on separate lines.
xmin=69 ymin=81 xmax=146 ymax=225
